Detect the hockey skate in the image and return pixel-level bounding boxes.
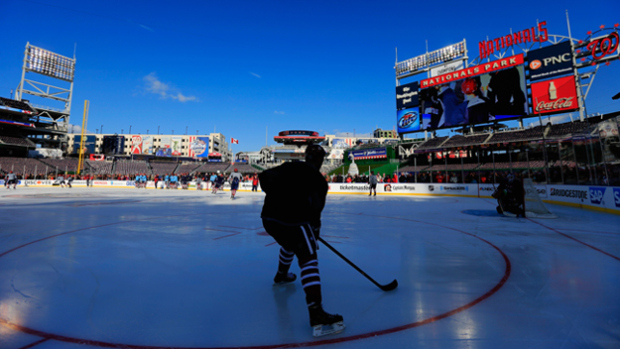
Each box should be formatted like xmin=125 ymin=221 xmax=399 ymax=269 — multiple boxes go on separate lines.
xmin=309 ymin=305 xmax=345 ymax=337
xmin=273 ymin=272 xmax=296 ymax=285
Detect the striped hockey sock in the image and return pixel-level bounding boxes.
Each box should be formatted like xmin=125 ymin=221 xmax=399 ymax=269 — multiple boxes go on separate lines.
xmin=301 ymin=259 xmax=322 ymax=307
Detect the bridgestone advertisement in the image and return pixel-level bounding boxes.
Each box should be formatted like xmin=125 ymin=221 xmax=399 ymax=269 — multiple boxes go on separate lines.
xmin=7 ymin=181 xmax=619 ymax=214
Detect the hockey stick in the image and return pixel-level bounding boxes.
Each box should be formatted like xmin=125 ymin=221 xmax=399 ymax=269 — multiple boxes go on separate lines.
xmin=318 ymin=237 xmax=398 ymax=292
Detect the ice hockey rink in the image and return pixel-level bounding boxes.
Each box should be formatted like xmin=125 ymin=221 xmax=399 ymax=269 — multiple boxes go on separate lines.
xmin=0 ymin=186 xmax=619 ymax=349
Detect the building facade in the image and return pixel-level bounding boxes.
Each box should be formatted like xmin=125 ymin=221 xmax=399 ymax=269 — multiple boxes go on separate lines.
xmin=66 ymin=133 xmax=232 ymax=160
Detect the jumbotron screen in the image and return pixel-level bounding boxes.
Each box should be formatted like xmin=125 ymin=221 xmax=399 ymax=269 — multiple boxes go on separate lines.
xmin=414 ymin=55 xmax=528 ymax=133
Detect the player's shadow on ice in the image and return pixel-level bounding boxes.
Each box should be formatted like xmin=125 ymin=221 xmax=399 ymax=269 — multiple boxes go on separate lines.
xmin=461 ymin=209 xmax=503 ymax=217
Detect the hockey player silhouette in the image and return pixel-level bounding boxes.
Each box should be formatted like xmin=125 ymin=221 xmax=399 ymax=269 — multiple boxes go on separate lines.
xmin=259 ymin=144 xmax=344 ymax=337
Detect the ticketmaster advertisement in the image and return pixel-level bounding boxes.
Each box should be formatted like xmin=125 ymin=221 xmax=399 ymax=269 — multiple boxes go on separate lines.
xmin=8 ymin=181 xmax=620 ymax=213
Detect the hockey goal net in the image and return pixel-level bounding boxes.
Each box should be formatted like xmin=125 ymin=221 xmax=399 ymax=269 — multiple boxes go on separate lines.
xmin=522 ymin=179 xmax=556 ymax=218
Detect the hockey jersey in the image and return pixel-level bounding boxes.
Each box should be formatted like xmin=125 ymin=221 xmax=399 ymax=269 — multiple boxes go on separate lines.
xmin=259 ymin=162 xmax=327 ymax=227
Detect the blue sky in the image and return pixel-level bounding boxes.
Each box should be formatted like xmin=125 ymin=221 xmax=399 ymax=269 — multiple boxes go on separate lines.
xmin=1 ymin=0 xmax=619 ymax=152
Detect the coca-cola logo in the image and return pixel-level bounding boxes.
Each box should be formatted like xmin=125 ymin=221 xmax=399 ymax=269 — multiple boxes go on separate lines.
xmin=536 ymin=97 xmax=574 ymax=112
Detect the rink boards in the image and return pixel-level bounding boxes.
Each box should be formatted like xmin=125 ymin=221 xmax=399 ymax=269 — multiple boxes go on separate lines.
xmin=3 ymin=179 xmax=620 ymax=214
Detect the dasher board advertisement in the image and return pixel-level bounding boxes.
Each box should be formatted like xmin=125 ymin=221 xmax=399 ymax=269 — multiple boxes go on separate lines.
xmin=531 ymin=75 xmax=579 ymax=116
xmin=527 ymin=41 xmax=574 ymax=81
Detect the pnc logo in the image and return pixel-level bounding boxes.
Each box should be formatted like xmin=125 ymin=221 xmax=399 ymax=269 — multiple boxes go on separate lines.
xmin=529 ymin=60 xmax=542 ymax=70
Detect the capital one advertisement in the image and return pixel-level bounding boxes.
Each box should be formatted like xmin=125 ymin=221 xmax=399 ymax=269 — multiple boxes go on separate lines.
xmin=531 ymin=75 xmax=579 ymax=115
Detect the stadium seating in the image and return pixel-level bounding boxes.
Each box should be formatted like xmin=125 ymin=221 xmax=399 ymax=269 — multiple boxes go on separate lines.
xmin=0 ymin=135 xmax=35 ymax=147
xmin=225 ymin=163 xmax=258 ymax=174
xmin=415 ymin=136 xmax=449 ymax=151
xmin=114 ymin=160 xmax=150 ymax=175
xmin=546 ymin=121 xmax=589 ymax=139
xmin=150 ymin=162 xmax=178 ymax=175
xmin=38 ymin=158 xmax=85 ymax=173
xmin=0 ymin=97 xmax=33 ymax=111
xmin=86 ymin=160 xmax=114 ymax=175
xmin=176 ymin=162 xmax=202 ymax=174
xmin=0 ymin=157 xmax=46 ymax=176
xmin=193 ymin=162 xmax=230 ymax=174
xmin=487 ymin=126 xmax=546 ymax=144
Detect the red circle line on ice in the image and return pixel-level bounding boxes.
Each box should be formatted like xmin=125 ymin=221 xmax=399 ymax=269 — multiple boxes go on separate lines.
xmin=0 ymin=212 xmax=511 ymax=349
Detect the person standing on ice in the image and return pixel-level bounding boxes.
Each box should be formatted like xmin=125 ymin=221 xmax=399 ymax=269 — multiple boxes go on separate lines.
xmin=368 ymin=171 xmax=378 ymax=196
xmin=259 ymin=144 xmax=344 ymax=337
xmin=227 ymin=168 xmax=243 ymax=199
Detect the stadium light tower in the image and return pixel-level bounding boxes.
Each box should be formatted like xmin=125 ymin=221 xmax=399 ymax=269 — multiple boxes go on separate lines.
xmin=16 ymin=43 xmax=77 ymax=149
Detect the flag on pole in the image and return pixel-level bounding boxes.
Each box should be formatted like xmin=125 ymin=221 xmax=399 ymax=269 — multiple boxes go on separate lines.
xmin=231 ymin=138 xmax=239 ymax=144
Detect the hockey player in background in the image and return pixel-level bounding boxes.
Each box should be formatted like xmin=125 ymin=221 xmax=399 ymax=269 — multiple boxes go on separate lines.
xmin=212 ymin=171 xmax=225 ymax=194
xmin=6 ymin=171 xmax=17 ymax=189
xmin=259 ymin=144 xmax=344 ymax=337
xmin=492 ymin=173 xmax=525 ymax=217
xmin=227 ymin=168 xmax=243 ymax=199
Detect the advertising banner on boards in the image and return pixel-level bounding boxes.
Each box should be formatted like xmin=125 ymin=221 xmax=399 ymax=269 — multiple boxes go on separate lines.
xmin=527 ymin=41 xmax=574 ymax=81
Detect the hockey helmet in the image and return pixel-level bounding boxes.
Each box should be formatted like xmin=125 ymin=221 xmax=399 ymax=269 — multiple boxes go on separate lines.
xmin=305 ymin=144 xmax=326 ymax=164
xmin=461 ymin=78 xmax=478 ymax=95
xmin=234 ymin=168 xmax=238 ymax=172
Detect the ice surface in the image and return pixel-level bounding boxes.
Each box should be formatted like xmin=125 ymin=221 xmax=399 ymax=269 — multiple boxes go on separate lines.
xmin=0 ymin=187 xmax=619 ymax=348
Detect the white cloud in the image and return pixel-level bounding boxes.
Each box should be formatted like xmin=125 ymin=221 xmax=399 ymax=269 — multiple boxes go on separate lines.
xmin=143 ymin=72 xmax=197 ymax=103
xmin=274 ymin=110 xmax=285 ymax=115
xmin=67 ymin=124 xmax=92 ymax=134
xmin=250 ymin=72 xmax=261 ymax=78
xmin=139 ymin=24 xmax=154 ymax=32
